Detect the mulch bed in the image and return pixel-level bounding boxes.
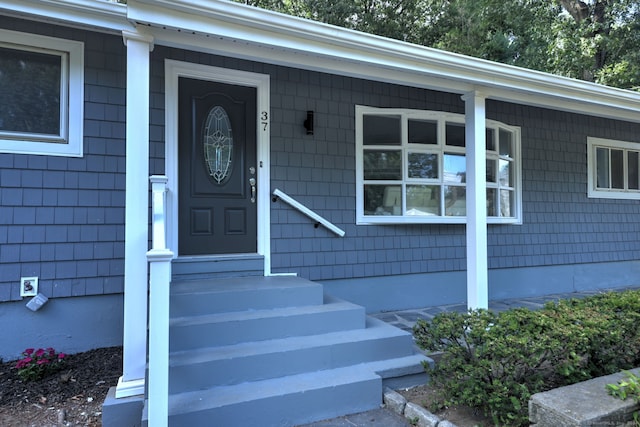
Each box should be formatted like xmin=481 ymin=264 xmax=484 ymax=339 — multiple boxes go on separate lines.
xmin=0 ymin=347 xmax=122 ymax=427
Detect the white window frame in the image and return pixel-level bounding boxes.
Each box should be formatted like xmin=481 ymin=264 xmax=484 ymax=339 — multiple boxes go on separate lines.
xmin=0 ymin=29 xmax=84 ymax=157
xmin=587 ymin=137 xmax=640 ymax=200
xmin=356 ymin=106 xmax=522 ymax=225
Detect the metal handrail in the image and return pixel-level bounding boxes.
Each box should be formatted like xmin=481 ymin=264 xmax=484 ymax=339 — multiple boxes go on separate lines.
xmin=272 ymin=188 xmax=345 ymax=237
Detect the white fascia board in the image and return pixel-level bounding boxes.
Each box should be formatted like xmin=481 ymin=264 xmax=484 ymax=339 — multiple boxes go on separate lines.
xmin=0 ymin=0 xmax=132 ymax=33
xmin=129 ymin=0 xmax=640 ymax=122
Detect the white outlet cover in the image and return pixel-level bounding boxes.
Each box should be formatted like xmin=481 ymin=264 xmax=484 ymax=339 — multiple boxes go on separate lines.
xmin=20 ymin=277 xmax=38 ymax=297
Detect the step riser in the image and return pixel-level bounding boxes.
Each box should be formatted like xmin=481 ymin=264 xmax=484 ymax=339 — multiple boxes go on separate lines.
xmin=169 ymin=333 xmax=413 ymax=393
xmin=167 ymin=377 xmax=381 ymax=427
xmin=143 ymin=275 xmax=428 ymax=427
xmin=170 ymin=304 xmax=366 ymax=350
xmin=172 ymin=256 xmax=264 ymax=280
xmin=170 ymin=279 xmax=324 ymax=316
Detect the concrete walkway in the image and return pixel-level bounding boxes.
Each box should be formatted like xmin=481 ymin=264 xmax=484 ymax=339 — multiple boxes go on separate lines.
xmin=370 ymin=288 xmax=633 ymax=333
xmin=299 ymin=287 xmax=640 ymax=427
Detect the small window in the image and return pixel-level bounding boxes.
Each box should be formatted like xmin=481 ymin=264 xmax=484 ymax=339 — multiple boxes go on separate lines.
xmin=588 ymin=137 xmax=640 ymax=199
xmin=356 ymin=106 xmax=522 ymax=224
xmin=0 ymin=29 xmax=84 ymax=156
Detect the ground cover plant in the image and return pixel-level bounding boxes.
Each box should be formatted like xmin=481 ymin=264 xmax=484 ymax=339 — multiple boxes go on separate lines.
xmin=413 ymin=289 xmax=640 ymax=426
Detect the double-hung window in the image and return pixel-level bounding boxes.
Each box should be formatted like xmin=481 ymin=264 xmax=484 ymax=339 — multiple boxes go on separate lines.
xmin=0 ymin=29 xmax=84 ymax=156
xmin=356 ymin=106 xmax=522 ymax=224
xmin=587 ymin=137 xmax=640 ymax=199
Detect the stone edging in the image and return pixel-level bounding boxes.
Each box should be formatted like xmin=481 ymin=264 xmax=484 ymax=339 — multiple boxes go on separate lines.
xmin=384 ymin=388 xmax=458 ymax=427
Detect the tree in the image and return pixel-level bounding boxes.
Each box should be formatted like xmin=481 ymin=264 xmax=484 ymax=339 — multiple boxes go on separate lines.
xmin=552 ymin=0 xmax=640 ymax=89
xmin=235 ymin=0 xmax=640 ymax=90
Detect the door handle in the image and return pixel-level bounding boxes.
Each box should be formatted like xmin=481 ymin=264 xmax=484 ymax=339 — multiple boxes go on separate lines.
xmin=249 ymin=177 xmax=256 ymax=203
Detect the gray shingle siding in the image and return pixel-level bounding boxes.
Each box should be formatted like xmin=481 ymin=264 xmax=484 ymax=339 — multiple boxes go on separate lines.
xmin=489 ymin=102 xmax=640 ymax=270
xmin=0 ymin=17 xmax=126 ymax=302
xmin=2 ymin=22 xmax=639 ymax=303
xmin=260 ymin=60 xmax=640 ymax=280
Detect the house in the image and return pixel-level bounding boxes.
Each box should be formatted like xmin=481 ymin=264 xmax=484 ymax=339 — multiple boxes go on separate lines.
xmin=2 ymin=0 xmax=640 ymax=425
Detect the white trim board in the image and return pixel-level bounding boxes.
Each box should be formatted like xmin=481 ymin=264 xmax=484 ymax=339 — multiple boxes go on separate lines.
xmin=164 ymin=60 xmax=271 ymax=274
xmin=130 ymin=0 xmax=640 ymax=124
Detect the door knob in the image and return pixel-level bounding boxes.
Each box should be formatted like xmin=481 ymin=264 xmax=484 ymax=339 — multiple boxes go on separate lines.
xmin=249 ymin=177 xmax=256 ymax=203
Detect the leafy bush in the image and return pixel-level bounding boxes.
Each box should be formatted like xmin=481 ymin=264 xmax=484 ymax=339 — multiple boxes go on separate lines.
xmin=15 ymin=348 xmax=66 ymax=382
xmin=607 ymin=371 xmax=640 ymax=427
xmin=413 ymin=290 xmax=640 ymax=426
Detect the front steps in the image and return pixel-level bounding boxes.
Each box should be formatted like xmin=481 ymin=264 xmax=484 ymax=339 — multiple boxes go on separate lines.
xmin=147 ymin=275 xmax=429 ymax=427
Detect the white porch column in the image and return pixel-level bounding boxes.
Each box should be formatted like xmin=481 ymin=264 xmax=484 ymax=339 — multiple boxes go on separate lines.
xmin=463 ymin=91 xmax=489 ymax=310
xmin=116 ymin=30 xmax=154 ymax=399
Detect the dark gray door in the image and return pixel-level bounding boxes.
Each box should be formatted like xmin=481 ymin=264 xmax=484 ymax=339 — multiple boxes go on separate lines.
xmin=178 ymin=77 xmax=257 ymax=255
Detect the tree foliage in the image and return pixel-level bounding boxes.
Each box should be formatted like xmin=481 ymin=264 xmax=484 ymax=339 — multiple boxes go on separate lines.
xmin=235 ymin=0 xmax=640 ymax=90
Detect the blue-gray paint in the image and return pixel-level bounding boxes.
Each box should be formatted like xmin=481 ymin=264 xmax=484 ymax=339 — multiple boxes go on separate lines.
xmin=102 ymin=387 xmax=143 ymax=427
xmin=321 ymin=260 xmax=640 ymax=313
xmin=0 ymin=294 xmax=123 ymax=360
xmin=0 ymin=16 xmax=126 ymax=302
xmin=1 ymin=18 xmax=639 ymax=318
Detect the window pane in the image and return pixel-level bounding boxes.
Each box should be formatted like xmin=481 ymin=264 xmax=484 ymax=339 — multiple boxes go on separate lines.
xmin=499 ymin=159 xmax=511 ymax=187
xmin=486 ymin=188 xmax=496 ymax=216
xmin=611 ymin=149 xmax=624 ymax=189
xmin=444 ymin=153 xmax=466 ymax=183
xmin=486 ymin=159 xmax=496 ymax=183
xmin=486 ymin=128 xmax=495 ymax=151
xmin=499 ymin=129 xmax=512 ymax=157
xmin=363 ymin=150 xmax=401 ymax=180
xmin=0 ymin=46 xmax=61 ymax=135
xmin=363 ymin=115 xmax=401 ymax=145
xmin=408 ymin=119 xmax=437 ymax=145
xmin=407 ymin=185 xmax=440 ymax=216
xmin=596 ymin=147 xmax=610 ymax=188
xmin=444 ymin=186 xmax=466 ymax=216
xmin=364 ymin=184 xmax=401 ymax=215
xmin=628 ymin=151 xmax=639 ymax=190
xmin=408 ymin=152 xmax=438 ymax=179
xmin=445 ymin=123 xmax=465 ymax=147
xmin=500 ymin=190 xmax=513 ymax=217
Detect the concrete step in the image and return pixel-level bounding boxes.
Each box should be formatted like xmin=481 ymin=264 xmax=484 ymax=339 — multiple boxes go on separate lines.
xmin=168 ymin=317 xmax=414 ymax=393
xmin=170 ymin=294 xmax=365 ymax=350
xmin=365 ymin=352 xmax=432 ymax=389
xmin=164 ymin=366 xmax=382 ymax=427
xmin=170 ymin=275 xmax=323 ymax=317
xmin=172 ymin=255 xmax=264 ymax=280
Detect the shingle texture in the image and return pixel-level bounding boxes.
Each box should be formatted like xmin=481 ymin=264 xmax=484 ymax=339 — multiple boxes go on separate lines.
xmin=2 ymin=20 xmax=640 ymax=302
xmin=0 ymin=18 xmax=125 ymax=301
xmin=154 ymin=46 xmax=640 ymax=283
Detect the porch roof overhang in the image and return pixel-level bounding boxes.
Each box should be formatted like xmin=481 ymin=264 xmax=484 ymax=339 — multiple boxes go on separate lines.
xmin=125 ymin=0 xmax=640 ymax=123
xmin=0 ymin=0 xmax=134 ymax=34
xmin=3 ymin=0 xmax=640 ymax=123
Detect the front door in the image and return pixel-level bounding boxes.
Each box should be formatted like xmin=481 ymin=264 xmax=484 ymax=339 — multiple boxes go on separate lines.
xmin=178 ymin=77 xmax=257 ymax=255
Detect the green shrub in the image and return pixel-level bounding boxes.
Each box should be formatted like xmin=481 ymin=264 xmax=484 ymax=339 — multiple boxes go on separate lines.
xmin=413 ymin=290 xmax=640 ymax=426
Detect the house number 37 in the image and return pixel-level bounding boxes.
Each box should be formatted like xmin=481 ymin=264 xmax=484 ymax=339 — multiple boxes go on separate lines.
xmin=261 ymin=111 xmax=268 ymax=131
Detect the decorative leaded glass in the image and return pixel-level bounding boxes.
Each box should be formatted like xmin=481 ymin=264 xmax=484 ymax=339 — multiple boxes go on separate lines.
xmin=203 ymin=106 xmax=233 ymax=184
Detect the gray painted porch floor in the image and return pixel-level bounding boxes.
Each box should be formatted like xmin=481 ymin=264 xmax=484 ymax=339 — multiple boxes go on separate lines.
xmin=298 ymin=286 xmax=640 ymax=427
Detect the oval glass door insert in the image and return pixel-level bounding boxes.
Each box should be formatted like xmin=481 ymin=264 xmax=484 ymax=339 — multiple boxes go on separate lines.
xmin=203 ymin=106 xmax=233 ymax=184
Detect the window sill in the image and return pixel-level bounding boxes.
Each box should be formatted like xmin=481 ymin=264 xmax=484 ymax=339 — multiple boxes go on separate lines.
xmin=357 ymin=216 xmax=521 ymax=225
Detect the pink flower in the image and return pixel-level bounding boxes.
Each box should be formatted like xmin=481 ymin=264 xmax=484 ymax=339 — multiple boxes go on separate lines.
xmin=24 ymin=348 xmax=34 ymax=355
xmin=37 ymin=359 xmax=48 ymax=365
xmin=35 ymin=349 xmax=45 ymax=357
xmin=58 ymin=353 xmax=66 ymax=360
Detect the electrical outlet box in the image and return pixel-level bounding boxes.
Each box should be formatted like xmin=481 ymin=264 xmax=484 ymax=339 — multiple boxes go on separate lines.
xmin=20 ymin=277 xmax=38 ymax=297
